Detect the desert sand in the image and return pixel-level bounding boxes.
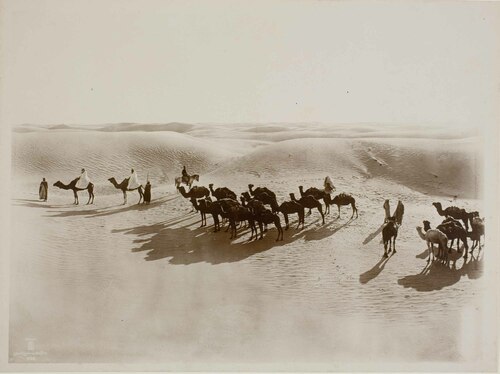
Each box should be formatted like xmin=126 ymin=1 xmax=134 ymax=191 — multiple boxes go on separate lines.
xmin=8 ymin=123 xmax=493 ymax=370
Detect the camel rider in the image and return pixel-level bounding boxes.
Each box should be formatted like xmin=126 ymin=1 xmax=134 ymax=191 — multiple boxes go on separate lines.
xmin=128 ymin=168 xmax=141 ymax=190
xmin=75 ymin=168 xmax=91 ymax=189
xmin=182 ymin=166 xmax=188 ymax=184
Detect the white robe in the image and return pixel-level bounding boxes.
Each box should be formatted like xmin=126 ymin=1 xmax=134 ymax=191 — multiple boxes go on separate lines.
xmin=128 ymin=171 xmax=140 ymax=189
xmin=76 ymin=170 xmax=91 ymax=189
xmin=324 ymin=176 xmax=335 ymax=193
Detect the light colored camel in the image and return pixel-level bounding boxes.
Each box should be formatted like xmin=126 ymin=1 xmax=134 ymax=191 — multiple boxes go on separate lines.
xmin=416 ymin=226 xmax=449 ymax=263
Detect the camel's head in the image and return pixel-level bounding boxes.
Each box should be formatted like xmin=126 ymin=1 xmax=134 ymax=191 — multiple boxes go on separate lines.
xmin=248 ymin=184 xmax=254 ymax=190
xmin=422 ymin=220 xmax=431 ymax=231
xmin=289 ymin=193 xmax=296 ymax=200
xmin=432 ymin=202 xmax=441 ymax=208
xmin=208 ymin=183 xmax=214 ymax=189
xmin=53 ymin=181 xmax=62 ymax=187
xmin=298 ymin=185 xmax=304 ymax=191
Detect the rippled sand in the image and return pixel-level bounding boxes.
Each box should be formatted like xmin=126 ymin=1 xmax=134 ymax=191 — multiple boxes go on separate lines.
xmin=8 ymin=124 xmax=493 ymax=370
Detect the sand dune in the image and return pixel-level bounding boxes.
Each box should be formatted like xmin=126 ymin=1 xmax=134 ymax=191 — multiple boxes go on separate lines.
xmin=8 ymin=124 xmax=491 ymax=369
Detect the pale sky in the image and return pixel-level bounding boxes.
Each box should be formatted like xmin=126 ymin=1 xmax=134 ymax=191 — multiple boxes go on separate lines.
xmin=1 ymin=0 xmax=499 ymax=126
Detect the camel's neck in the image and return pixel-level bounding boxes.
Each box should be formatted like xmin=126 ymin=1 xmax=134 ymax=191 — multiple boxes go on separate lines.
xmin=209 ymin=186 xmax=215 ymax=194
xmin=416 ymin=228 xmax=426 ymax=241
xmin=435 ymin=204 xmax=444 ymax=215
xmin=179 ymin=189 xmax=189 ymax=198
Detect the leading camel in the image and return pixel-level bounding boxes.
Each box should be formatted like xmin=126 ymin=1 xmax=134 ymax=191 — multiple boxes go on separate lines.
xmin=108 ymin=177 xmax=143 ymax=205
xmin=53 ymin=177 xmax=95 ymax=205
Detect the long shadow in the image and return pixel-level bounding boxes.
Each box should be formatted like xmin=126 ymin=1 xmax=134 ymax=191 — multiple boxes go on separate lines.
xmin=12 ymin=199 xmax=66 ymax=209
xmin=359 ymin=252 xmax=394 ymax=284
xmin=114 ymin=212 xmax=353 ymax=265
xmin=362 ymin=222 xmax=385 ymax=245
xmin=398 ymin=252 xmax=484 ymax=292
xmin=44 ymin=195 xmax=176 ymax=218
xmin=118 ymin=222 xmax=288 ymax=265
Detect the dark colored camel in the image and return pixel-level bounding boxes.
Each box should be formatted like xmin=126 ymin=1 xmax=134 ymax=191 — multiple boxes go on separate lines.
xmin=424 ymin=219 xmax=468 ymax=258
xmin=191 ymin=197 xmax=212 ymax=227
xmin=468 ymin=217 xmax=484 ymax=253
xmin=277 ymin=200 xmax=305 ymax=230
xmin=53 ymin=177 xmax=95 ymax=205
xmin=329 ymin=193 xmax=358 ymax=219
xmin=222 ymin=204 xmax=257 ymax=240
xmin=209 ymin=183 xmax=237 ymax=200
xmin=290 ymin=193 xmax=325 ymax=225
xmin=241 ymin=191 xmax=278 ymax=213
xmin=382 ymin=217 xmax=398 ymax=258
xmin=253 ymin=208 xmax=284 ymax=241
xmin=108 ymin=177 xmax=143 ymax=204
xmin=432 ymin=202 xmax=474 ymax=232
xmin=298 ymin=186 xmax=331 ymax=214
xmin=248 ymin=184 xmax=277 ymax=200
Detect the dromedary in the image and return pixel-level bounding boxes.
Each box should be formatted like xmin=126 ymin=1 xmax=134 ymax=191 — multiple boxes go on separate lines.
xmin=432 ymin=202 xmax=473 ymax=231
xmin=416 ymin=226 xmax=449 ymax=263
xmin=108 ymin=177 xmax=143 ymax=205
xmin=382 ymin=217 xmax=398 ymax=258
xmin=298 ymin=186 xmax=331 ymax=214
xmin=248 ymin=184 xmax=277 ymax=200
xmin=329 ymin=193 xmax=358 ymax=219
xmin=290 ymin=193 xmax=325 ymax=225
xmin=53 ymin=177 xmax=95 ymax=205
xmin=208 ymin=183 xmax=237 ymax=200
xmin=277 ymin=200 xmax=305 ymax=230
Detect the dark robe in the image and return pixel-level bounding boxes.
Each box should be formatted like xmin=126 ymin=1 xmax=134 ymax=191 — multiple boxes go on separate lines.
xmin=143 ymin=183 xmax=151 ymax=204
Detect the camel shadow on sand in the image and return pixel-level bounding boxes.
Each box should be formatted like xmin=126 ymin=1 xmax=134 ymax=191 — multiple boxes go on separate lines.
xmin=113 ymin=215 xmax=355 ymax=265
xmin=398 ymin=251 xmax=483 ymax=292
xmin=359 ymin=252 xmax=395 ymax=284
xmin=362 ymin=222 xmax=385 ymax=245
xmin=42 ymin=195 xmax=177 ymax=218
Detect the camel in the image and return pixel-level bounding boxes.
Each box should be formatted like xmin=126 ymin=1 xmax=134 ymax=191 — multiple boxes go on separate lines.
xmin=422 ymin=219 xmax=467 ymax=260
xmin=290 ymin=193 xmax=325 ymax=225
xmin=432 ymin=202 xmax=473 ymax=231
xmin=277 ymin=200 xmax=305 ymax=230
xmin=382 ymin=217 xmax=398 ymax=258
xmin=208 ymin=183 xmax=237 ymax=200
xmin=436 ymin=221 xmax=468 ymax=255
xmin=383 ymin=200 xmax=391 ymax=222
xmin=175 ymin=174 xmax=199 ymax=189
xmin=177 ymin=186 xmax=210 ymax=199
xmin=298 ymin=186 xmax=331 ymax=214
xmin=191 ymin=197 xmax=213 ymax=227
xmin=194 ymin=197 xmax=238 ymax=232
xmin=253 ymin=208 xmax=284 ymax=241
xmin=108 ymin=177 xmax=143 ymax=204
xmin=416 ymin=226 xmax=449 ymax=263
xmin=329 ymin=193 xmax=358 ymax=219
xmin=53 ymin=177 xmax=95 ymax=205
xmin=248 ymin=184 xmax=277 ymax=200
xmin=241 ymin=191 xmax=278 ymax=213
xmin=197 ymin=199 xmax=222 ymax=231
xmin=222 ymin=204 xmax=257 ymax=240
xmin=469 ymin=216 xmax=485 ymax=253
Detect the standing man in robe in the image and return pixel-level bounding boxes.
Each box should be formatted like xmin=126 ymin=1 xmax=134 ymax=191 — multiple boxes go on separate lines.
xmin=39 ymin=178 xmax=48 ymax=202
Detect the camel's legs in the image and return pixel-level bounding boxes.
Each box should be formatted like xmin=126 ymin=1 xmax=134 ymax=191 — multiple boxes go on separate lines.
xmin=283 ymin=214 xmax=289 ymax=230
xmin=337 ymin=205 xmax=341 ymax=219
xmin=123 ymin=191 xmax=127 ymax=205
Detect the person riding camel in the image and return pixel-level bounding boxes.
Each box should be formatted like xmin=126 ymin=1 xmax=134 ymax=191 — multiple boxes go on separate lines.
xmin=75 ymin=168 xmax=91 ymax=189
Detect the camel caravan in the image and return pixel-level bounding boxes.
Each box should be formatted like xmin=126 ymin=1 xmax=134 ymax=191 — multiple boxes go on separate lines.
xmin=44 ymin=166 xmax=484 ymax=265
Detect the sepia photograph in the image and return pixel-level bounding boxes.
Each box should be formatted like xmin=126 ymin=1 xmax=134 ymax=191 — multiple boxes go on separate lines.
xmin=0 ymin=0 xmax=499 ymax=372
